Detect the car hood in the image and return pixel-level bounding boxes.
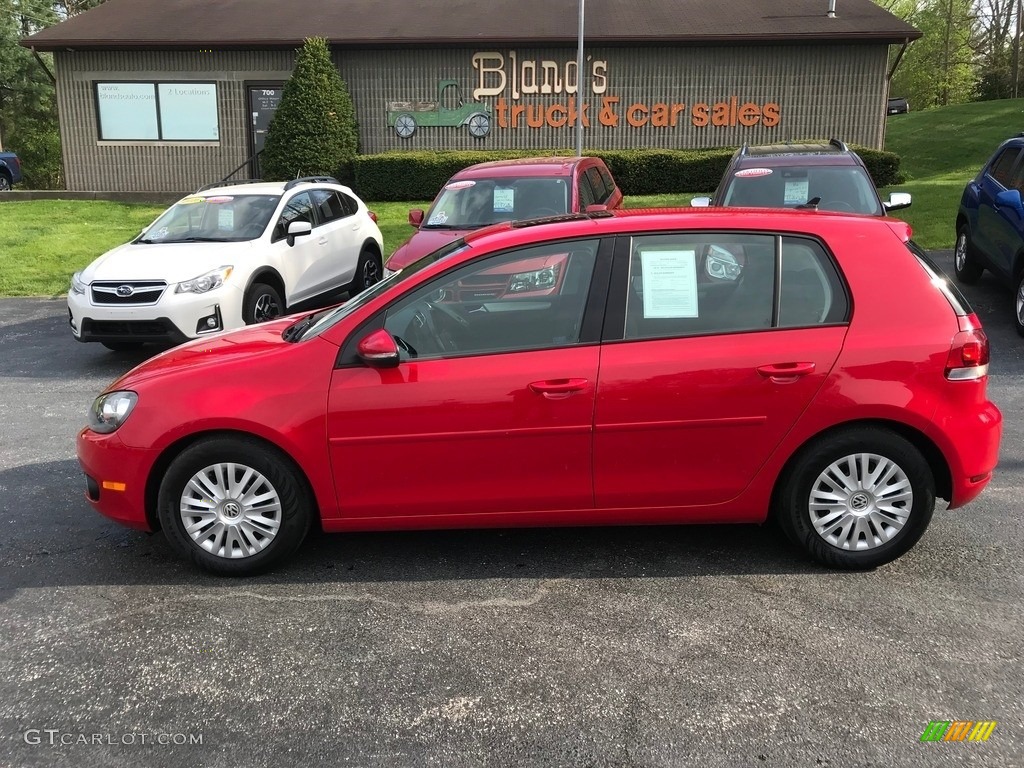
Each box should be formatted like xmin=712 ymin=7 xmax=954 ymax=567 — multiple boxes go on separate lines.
xmin=386 ymin=228 xmax=473 ymax=270
xmin=108 ymin=317 xmax=299 ymax=390
xmin=80 ymin=240 xmax=255 ymax=284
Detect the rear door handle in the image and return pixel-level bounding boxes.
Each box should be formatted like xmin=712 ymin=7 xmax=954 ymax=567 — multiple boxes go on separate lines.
xmin=756 ymin=362 xmax=816 ymax=382
xmin=528 ymin=378 xmax=589 ymax=396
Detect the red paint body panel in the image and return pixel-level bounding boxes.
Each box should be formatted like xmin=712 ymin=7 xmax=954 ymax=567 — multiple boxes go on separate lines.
xmin=76 ymin=208 xmax=1001 ymax=543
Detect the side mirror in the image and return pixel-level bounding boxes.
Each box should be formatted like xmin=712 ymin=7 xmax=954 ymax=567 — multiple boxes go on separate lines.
xmin=995 ymin=188 xmax=1024 ymax=212
xmin=286 ymin=220 xmax=312 ymax=247
xmin=883 ymin=192 xmax=912 ymax=212
xmin=409 ymin=209 xmax=424 ymax=227
xmin=691 ymin=196 xmax=712 ymax=208
xmin=357 ymin=329 xmax=401 ymax=368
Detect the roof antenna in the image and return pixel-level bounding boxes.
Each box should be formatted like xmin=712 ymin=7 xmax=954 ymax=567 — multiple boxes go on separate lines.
xmin=827 ymin=0 xmax=837 ymax=18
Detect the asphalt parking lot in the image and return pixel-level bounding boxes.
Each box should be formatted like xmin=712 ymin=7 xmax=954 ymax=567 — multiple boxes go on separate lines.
xmin=1 ymin=250 xmax=1021 ymax=767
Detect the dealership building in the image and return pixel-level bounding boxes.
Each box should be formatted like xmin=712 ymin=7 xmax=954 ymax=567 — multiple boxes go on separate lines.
xmin=23 ymin=0 xmax=919 ymax=192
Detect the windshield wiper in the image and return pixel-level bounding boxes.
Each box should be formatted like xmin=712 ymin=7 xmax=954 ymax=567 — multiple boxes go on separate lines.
xmin=282 ymin=310 xmax=332 ymax=342
xmin=421 ymin=223 xmax=463 ymax=230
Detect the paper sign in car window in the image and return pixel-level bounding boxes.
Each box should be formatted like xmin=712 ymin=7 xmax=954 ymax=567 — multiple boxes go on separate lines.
xmin=493 ymin=187 xmax=515 ymax=213
xmin=640 ymin=249 xmax=698 ymax=318
xmin=784 ymin=179 xmax=809 ymax=205
xmin=218 ymin=208 xmax=234 ymax=229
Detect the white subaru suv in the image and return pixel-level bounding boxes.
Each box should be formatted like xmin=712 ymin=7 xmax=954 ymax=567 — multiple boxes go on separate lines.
xmin=68 ymin=177 xmax=384 ymax=351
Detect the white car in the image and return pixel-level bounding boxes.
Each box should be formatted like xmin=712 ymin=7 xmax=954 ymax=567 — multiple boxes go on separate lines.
xmin=68 ymin=177 xmax=384 ymax=351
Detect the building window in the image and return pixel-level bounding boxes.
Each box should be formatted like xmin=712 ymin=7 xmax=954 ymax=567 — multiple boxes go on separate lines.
xmin=95 ymin=82 xmax=219 ymax=141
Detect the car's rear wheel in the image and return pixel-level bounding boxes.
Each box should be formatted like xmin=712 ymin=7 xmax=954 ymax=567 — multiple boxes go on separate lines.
xmin=954 ymin=226 xmax=984 ymax=284
xmin=1015 ymin=270 xmax=1024 ymax=337
xmin=0 ymin=173 xmax=11 ymax=191
xmin=157 ymin=437 xmax=312 ymax=575
xmin=243 ymin=282 xmax=284 ymax=325
xmin=349 ymin=248 xmax=382 ymax=295
xmin=101 ymin=341 xmax=144 ymax=352
xmin=775 ymin=427 xmax=935 ymax=569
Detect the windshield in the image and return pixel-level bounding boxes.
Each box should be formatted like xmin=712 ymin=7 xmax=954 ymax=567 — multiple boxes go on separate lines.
xmin=722 ymin=166 xmax=883 ymax=215
xmin=298 ymin=240 xmax=470 ymax=340
xmin=422 ymin=176 xmax=570 ymax=229
xmin=139 ymin=194 xmax=280 ymax=243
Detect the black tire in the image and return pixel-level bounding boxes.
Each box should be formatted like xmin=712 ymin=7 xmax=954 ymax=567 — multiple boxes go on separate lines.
xmin=0 ymin=173 xmax=11 ymax=191
xmin=774 ymin=427 xmax=935 ymax=570
xmin=157 ymin=437 xmax=312 ymax=575
xmin=101 ymin=341 xmax=144 ymax=352
xmin=1014 ymin=270 xmax=1024 ymax=338
xmin=243 ymin=282 xmax=284 ymax=325
xmin=349 ymin=248 xmax=383 ymax=295
xmin=953 ymin=226 xmax=984 ymax=284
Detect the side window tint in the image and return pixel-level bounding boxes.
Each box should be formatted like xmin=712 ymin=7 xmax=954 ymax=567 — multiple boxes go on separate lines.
xmin=989 ymin=148 xmax=1020 ymax=186
xmin=586 ymin=167 xmax=608 ymax=202
xmin=578 ymin=175 xmax=597 ymax=210
xmin=340 ymin=193 xmax=359 ymax=217
xmin=311 ymin=189 xmax=346 ymax=225
xmin=382 ymin=239 xmax=600 ymax=359
xmin=624 ymin=233 xmax=775 ymax=340
xmin=778 ymin=237 xmax=849 ymax=327
xmin=598 ymin=166 xmax=616 ymax=197
xmin=273 ymin=192 xmax=314 ymax=240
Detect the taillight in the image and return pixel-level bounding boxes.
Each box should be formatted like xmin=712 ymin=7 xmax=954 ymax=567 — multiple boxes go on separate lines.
xmin=367 ymin=210 xmax=378 ymax=223
xmin=945 ymin=319 xmax=989 ymax=381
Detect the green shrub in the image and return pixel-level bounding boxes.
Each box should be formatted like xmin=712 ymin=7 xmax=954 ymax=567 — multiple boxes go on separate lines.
xmin=349 ymin=145 xmax=902 ymax=201
xmin=261 ymin=37 xmax=359 ymax=181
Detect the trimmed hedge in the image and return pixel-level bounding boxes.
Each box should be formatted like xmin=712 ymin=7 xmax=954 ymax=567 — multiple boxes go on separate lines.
xmin=349 ymin=145 xmax=902 ymax=201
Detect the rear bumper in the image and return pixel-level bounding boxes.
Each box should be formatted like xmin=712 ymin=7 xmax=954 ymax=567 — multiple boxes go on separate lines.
xmin=77 ymin=427 xmax=157 ymax=531
xmin=930 ymin=399 xmax=1002 ymax=509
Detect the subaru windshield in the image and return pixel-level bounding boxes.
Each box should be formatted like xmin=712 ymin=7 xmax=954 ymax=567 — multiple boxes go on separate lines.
xmin=138 ymin=194 xmax=280 ymax=244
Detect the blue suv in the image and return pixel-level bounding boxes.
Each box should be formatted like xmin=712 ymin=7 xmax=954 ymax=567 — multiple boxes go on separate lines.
xmin=956 ymin=134 xmax=1024 ymax=336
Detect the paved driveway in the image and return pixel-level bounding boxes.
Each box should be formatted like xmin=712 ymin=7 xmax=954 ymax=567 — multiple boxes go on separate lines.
xmin=1 ymin=252 xmax=1021 ymax=767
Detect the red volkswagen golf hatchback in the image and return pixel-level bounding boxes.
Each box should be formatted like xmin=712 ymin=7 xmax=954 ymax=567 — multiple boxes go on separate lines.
xmin=78 ymin=209 xmax=1001 ymax=575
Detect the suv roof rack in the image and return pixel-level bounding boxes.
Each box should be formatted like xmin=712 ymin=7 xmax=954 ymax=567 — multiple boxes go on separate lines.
xmin=284 ymin=175 xmax=339 ymax=191
xmin=738 ymin=143 xmax=750 ymax=157
xmin=829 ymin=138 xmax=849 ymax=152
xmin=194 ymin=178 xmax=265 ymax=193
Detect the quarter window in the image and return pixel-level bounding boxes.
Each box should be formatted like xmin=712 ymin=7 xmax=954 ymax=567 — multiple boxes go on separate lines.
xmin=383 ymin=239 xmax=600 ymax=359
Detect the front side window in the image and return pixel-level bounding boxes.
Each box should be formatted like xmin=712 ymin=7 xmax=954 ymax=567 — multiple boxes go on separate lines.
xmin=383 ymin=239 xmax=599 ymax=359
xmin=273 ymin=192 xmax=315 ymax=240
xmin=96 ymin=82 xmax=218 ymax=141
xmin=423 ymin=176 xmax=570 ymax=229
xmin=138 ymin=194 xmax=279 ymax=243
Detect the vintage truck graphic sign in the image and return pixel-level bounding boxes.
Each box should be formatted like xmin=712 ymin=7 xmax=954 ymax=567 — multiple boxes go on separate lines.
xmin=386 ymin=79 xmax=491 ymax=138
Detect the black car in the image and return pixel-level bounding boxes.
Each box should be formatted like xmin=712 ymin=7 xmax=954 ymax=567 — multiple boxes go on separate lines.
xmin=887 ymin=97 xmax=910 ymax=115
xmin=692 ymin=139 xmax=911 ymax=216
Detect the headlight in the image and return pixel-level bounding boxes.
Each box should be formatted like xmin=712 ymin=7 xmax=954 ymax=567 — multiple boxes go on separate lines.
xmin=175 ymin=266 xmax=233 ymax=294
xmin=508 ymin=264 xmax=560 ymax=293
xmin=705 ymin=247 xmax=742 ymax=281
xmin=71 ymin=272 xmax=87 ymax=295
xmin=88 ymin=391 xmax=138 ymax=434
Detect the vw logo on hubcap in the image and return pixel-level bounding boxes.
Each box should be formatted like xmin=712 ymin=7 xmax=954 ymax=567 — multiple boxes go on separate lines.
xmin=222 ymin=501 xmax=242 ymax=519
xmin=115 ymin=285 xmax=134 ymax=297
xmin=850 ymin=492 xmax=870 ymax=512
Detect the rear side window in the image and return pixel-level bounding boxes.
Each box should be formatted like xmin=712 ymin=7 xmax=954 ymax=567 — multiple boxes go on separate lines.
xmin=311 ymin=189 xmax=346 ymax=224
xmin=988 ymin=147 xmax=1020 ymax=186
xmin=779 ymin=237 xmax=849 ymax=327
xmin=586 ymin=167 xmax=608 ymax=203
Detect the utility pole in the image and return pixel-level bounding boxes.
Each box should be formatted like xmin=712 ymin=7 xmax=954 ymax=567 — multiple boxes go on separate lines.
xmin=575 ymin=0 xmax=585 ymax=157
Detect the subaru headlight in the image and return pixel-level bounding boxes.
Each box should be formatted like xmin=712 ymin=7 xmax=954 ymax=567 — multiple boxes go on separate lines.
xmin=175 ymin=266 xmax=233 ymax=294
xmin=508 ymin=264 xmax=560 ymax=293
xmin=88 ymin=391 xmax=138 ymax=434
xmin=71 ymin=272 xmax=87 ymax=295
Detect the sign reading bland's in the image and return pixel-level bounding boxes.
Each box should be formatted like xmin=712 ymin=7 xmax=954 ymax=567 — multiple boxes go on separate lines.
xmin=471 ymin=51 xmax=780 ymax=131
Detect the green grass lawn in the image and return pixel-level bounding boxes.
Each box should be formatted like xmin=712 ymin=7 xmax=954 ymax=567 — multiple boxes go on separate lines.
xmin=0 ymin=195 xmax=695 ymax=297
xmin=881 ymin=98 xmax=1024 ymax=249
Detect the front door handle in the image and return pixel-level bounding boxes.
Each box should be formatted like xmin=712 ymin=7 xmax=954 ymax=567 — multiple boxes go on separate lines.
xmin=756 ymin=362 xmax=816 ymax=382
xmin=317 ymin=237 xmax=329 ymax=246
xmin=528 ymin=378 xmax=589 ymax=397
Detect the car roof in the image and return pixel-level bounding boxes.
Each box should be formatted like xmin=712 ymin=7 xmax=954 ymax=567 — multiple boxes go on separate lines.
xmin=460 ymin=207 xmax=909 ymax=251
xmin=736 ymin=141 xmax=860 ymax=166
xmin=453 ymin=156 xmax=585 ymax=179
xmin=183 ymin=179 xmax=356 ymax=199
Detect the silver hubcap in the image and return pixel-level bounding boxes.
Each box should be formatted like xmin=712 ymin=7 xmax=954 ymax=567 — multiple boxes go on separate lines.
xmin=179 ymin=463 xmax=282 ymax=559
xmin=1017 ymin=279 xmax=1024 ymax=326
xmin=808 ymin=453 xmax=912 ymax=551
xmin=955 ymin=234 xmax=967 ymax=271
xmin=362 ymin=258 xmax=380 ymax=288
xmin=253 ymin=293 xmax=280 ymax=322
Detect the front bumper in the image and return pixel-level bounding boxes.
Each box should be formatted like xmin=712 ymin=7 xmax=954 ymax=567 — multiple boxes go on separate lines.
xmin=68 ymin=284 xmax=244 ymax=344
xmin=77 ymin=427 xmax=158 ymax=531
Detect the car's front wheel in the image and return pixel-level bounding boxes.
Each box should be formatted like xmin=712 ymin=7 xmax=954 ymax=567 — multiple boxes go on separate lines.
xmin=775 ymin=427 xmax=935 ymax=569
xmin=157 ymin=437 xmax=312 ymax=575
xmin=243 ymin=282 xmax=284 ymax=325
xmin=954 ymin=226 xmax=984 ymax=284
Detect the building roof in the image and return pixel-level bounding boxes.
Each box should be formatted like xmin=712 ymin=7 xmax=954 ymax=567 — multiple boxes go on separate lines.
xmin=23 ymin=0 xmax=920 ymax=51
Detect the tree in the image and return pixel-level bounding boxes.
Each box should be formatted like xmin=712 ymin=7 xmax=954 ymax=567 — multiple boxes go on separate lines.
xmin=260 ymin=37 xmax=359 ymax=181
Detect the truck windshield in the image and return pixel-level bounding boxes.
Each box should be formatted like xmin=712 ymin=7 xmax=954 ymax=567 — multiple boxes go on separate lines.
xmin=422 ymin=177 xmax=569 ymax=229
xmin=138 ymin=194 xmax=280 ymax=243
